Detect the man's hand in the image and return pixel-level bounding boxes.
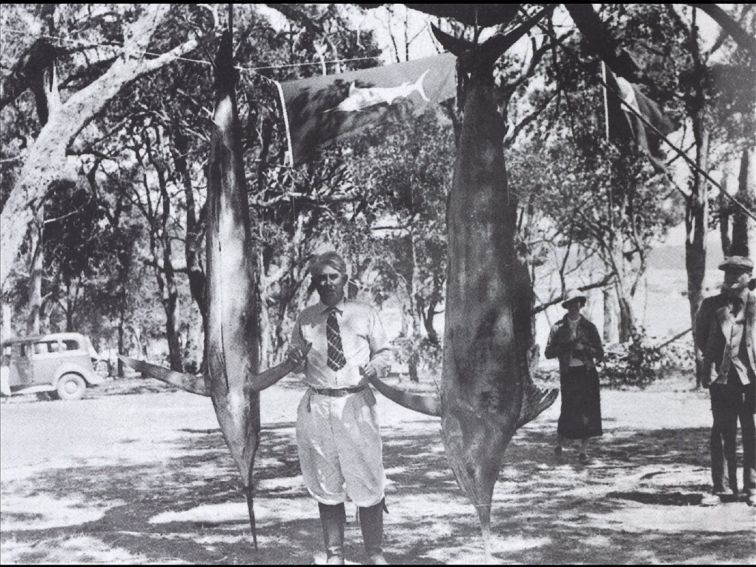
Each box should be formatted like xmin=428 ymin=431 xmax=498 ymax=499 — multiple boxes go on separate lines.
xmin=359 ymin=363 xmax=379 ymax=381
xmin=286 ymin=342 xmax=311 ymax=368
xmin=701 ymin=363 xmax=718 ymax=388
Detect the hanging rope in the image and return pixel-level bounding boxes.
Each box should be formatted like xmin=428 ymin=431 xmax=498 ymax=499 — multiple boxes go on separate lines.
xmin=1 ymin=27 xmax=381 ymax=80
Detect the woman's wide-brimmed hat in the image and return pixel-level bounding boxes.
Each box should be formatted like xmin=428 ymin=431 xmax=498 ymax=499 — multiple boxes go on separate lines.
xmin=562 ymin=289 xmax=587 ymax=308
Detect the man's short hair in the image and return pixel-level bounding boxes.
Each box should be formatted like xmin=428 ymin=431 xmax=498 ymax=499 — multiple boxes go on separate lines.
xmin=309 ymin=251 xmax=348 ymax=276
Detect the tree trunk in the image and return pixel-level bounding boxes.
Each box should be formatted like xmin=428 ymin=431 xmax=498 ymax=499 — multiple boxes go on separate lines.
xmin=603 ymin=286 xmax=616 ymax=343
xmin=130 ymin=325 xmax=145 ymax=358
xmin=408 ymin=231 xmax=421 ymax=382
xmin=164 ymin=284 xmax=182 ymax=372
xmin=616 ymin=285 xmax=636 ymax=342
xmin=423 ymin=299 xmax=440 ymax=345
xmin=0 ymin=5 xmax=202 ymax=289
xmin=116 ymin=244 xmax=132 ymax=378
xmin=407 ymin=351 xmax=420 ymax=383
xmin=719 ymin=169 xmax=732 ymax=256
xmin=160 ymin=179 xmax=183 ymax=372
xmin=610 ymin=246 xmax=637 ymax=343
xmin=147 ymin=216 xmax=183 ymax=371
xmin=117 ymin=310 xmax=126 ymax=378
xmin=65 ymin=281 xmax=75 ymax=331
xmin=686 ymin=116 xmax=709 ymax=388
xmin=731 ymin=147 xmax=754 ymax=257
xmin=25 ymin=47 xmax=59 ymax=337
xmin=171 ymin=128 xmax=207 ymax=326
xmin=2 ymin=303 xmax=13 ymax=341
xmin=26 ymin=224 xmax=43 ymax=335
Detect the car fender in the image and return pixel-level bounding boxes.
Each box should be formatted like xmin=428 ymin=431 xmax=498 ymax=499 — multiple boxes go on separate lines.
xmin=53 ymin=363 xmax=102 ymax=387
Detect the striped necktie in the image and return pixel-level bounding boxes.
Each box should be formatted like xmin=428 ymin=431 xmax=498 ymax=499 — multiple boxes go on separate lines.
xmin=326 ymin=308 xmax=346 ymax=371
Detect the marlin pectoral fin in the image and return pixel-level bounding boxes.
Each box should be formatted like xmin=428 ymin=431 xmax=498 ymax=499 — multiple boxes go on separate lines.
xmin=516 ymin=387 xmax=558 ymax=429
xmin=367 ymin=375 xmax=442 ymax=417
xmin=118 ymin=355 xmax=210 ymax=397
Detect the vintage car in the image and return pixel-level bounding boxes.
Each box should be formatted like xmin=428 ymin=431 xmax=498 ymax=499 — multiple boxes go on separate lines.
xmin=0 ymin=332 xmax=105 ymax=400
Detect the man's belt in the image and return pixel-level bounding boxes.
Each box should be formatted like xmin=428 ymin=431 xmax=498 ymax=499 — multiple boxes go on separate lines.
xmin=309 ymin=383 xmax=367 ymax=397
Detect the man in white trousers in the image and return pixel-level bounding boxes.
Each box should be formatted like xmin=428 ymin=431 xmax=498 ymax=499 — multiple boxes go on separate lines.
xmin=249 ymin=251 xmax=392 ymax=564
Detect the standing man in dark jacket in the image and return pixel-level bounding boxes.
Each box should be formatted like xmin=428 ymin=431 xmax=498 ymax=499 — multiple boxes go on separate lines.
xmin=545 ymin=290 xmax=604 ymax=463
xmin=695 ymin=255 xmax=756 ymax=507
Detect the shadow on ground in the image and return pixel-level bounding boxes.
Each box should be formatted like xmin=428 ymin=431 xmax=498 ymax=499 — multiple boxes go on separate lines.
xmin=2 ymin=413 xmax=754 ymax=564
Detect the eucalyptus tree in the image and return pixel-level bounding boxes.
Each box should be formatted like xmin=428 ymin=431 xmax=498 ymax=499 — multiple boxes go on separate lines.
xmin=349 ymin=111 xmax=452 ymax=381
xmin=1 ymin=4 xmax=214 ymax=290
xmin=609 ymin=3 xmax=755 ymax=379
xmin=506 ymin=23 xmax=683 ymax=341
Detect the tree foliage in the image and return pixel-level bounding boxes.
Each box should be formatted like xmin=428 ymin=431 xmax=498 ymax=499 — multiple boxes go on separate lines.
xmin=2 ymin=3 xmax=753 ymax=380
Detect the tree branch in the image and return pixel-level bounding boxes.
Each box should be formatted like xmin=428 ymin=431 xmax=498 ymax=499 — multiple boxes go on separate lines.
xmin=533 ymin=273 xmax=616 ymax=314
xmin=563 ymin=4 xmax=640 ymax=79
xmin=690 ymin=3 xmax=756 ymax=57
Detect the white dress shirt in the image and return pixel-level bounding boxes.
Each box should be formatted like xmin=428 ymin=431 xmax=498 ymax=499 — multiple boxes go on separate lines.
xmin=289 ymin=297 xmax=393 ymax=388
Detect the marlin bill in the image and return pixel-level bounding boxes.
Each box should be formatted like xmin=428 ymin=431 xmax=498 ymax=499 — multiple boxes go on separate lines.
xmin=275 ymin=52 xmax=456 ymax=166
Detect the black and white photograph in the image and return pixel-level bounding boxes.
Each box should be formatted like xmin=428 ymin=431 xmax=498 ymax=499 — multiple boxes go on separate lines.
xmin=1 ymin=3 xmax=754 ymax=564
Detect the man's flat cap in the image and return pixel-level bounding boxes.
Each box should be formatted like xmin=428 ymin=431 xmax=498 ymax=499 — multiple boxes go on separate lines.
xmin=718 ymin=255 xmax=753 ymax=272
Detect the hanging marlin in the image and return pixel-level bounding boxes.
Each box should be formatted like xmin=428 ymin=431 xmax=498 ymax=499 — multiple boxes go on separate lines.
xmin=120 ymin=30 xmax=262 ymax=548
xmin=121 ymin=7 xmax=557 ymax=560
xmin=363 ymin=6 xmax=557 ymax=559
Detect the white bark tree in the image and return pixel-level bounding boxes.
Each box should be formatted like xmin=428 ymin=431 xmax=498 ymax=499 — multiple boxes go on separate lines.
xmin=1 ymin=5 xmax=205 ymax=289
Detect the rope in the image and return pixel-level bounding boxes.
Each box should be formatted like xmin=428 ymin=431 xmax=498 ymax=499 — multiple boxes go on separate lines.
xmin=1 ymin=27 xmax=381 ymax=78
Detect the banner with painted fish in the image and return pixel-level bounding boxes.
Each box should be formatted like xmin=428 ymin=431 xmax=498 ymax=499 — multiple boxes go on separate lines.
xmin=275 ymin=52 xmax=457 ymax=166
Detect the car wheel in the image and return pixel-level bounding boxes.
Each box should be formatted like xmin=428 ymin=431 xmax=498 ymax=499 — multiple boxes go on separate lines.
xmin=56 ymin=374 xmax=86 ymax=400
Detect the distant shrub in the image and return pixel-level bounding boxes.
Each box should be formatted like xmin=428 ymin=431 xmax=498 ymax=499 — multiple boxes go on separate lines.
xmin=601 ymin=327 xmax=693 ymax=388
xmin=657 ymin=339 xmax=695 ymax=375
xmin=391 ymin=336 xmax=443 ymax=382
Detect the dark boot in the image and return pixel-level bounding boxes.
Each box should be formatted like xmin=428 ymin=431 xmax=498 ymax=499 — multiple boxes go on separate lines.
xmin=359 ymin=499 xmax=388 ymax=565
xmin=318 ymin=503 xmax=345 ymax=565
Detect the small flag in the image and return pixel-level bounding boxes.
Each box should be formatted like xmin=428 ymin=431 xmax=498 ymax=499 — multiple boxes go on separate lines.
xmin=604 ymin=67 xmax=677 ymax=171
xmin=275 ymin=53 xmax=457 ymax=166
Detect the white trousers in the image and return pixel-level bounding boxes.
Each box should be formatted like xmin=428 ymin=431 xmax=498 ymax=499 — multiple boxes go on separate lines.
xmin=296 ymin=387 xmax=386 ymax=507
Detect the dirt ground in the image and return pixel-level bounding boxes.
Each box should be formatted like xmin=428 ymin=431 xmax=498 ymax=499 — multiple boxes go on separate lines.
xmin=1 ymin=375 xmax=754 ymax=565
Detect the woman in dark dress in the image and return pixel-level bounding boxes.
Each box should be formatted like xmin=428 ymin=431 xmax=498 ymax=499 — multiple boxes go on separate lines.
xmin=545 ymin=290 xmax=604 ymax=463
